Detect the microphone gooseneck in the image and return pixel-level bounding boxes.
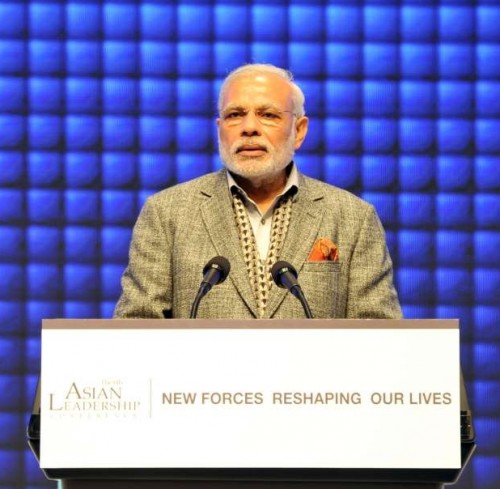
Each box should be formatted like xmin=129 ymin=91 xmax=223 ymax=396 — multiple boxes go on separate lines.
xmin=190 ymin=256 xmax=231 ymax=319
xmin=271 ymin=261 xmax=314 ymax=319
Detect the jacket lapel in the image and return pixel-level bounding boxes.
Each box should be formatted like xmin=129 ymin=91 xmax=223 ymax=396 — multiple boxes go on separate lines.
xmin=199 ymin=171 xmax=259 ymax=317
xmin=265 ymin=176 xmax=326 ymax=318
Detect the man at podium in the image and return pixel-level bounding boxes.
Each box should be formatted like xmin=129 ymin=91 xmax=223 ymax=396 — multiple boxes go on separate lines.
xmin=114 ymin=63 xmax=402 ymax=320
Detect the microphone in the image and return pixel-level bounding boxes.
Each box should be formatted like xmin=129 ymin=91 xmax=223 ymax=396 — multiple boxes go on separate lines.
xmin=271 ymin=261 xmax=314 ymax=319
xmin=190 ymin=256 xmax=231 ymax=318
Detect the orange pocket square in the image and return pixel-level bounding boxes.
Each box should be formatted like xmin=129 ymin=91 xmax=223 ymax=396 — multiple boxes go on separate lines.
xmin=308 ymin=238 xmax=339 ymax=262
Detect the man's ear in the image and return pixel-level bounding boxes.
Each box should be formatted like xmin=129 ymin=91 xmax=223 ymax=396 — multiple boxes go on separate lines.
xmin=294 ymin=116 xmax=309 ymax=150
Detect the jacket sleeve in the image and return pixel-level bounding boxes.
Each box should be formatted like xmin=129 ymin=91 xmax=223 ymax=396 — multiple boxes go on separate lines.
xmin=346 ymin=204 xmax=402 ymax=319
xmin=113 ymin=197 xmax=172 ymax=319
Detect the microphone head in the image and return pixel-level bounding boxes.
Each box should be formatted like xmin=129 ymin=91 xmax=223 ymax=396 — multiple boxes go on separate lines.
xmin=271 ymin=261 xmax=298 ymax=288
xmin=203 ymin=256 xmax=231 ymax=285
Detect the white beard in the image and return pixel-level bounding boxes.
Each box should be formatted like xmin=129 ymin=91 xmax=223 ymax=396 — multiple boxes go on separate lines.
xmin=218 ymin=129 xmax=296 ymax=182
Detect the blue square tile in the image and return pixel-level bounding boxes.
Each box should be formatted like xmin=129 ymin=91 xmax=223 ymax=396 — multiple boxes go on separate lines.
xmin=476 ymin=119 xmax=500 ymax=154
xmin=477 ymin=44 xmax=500 ymax=79
xmin=400 ymin=119 xmax=435 ymax=153
xmin=478 ymin=7 xmax=500 ymax=42
xmin=140 ymin=116 xmax=175 ymax=151
xmin=363 ymin=119 xmax=397 ymax=153
xmin=364 ymin=81 xmax=397 ymax=116
xmin=399 ymin=231 xmax=434 ymax=266
xmin=476 ymin=82 xmax=500 ymax=117
xmin=66 ymin=41 xmax=101 ymax=75
xmin=102 ymin=190 xmax=137 ymax=224
xmin=437 ymin=156 xmax=473 ymax=190
xmin=398 ymin=268 xmax=435 ymax=304
xmin=101 ymin=227 xmax=132 ymax=263
xmin=29 ymin=77 xmax=62 ymax=113
xmin=178 ymin=42 xmax=212 ymax=76
xmin=324 ymin=156 xmax=360 ymax=189
xmin=475 ymin=194 xmax=500 ymax=229
xmin=400 ymin=81 xmax=435 ymax=116
xmin=102 ymin=152 xmax=136 ymax=188
xmin=139 ymin=153 xmax=175 ymax=189
xmin=0 ymin=189 xmax=23 ymax=222
xmin=0 ymin=226 xmax=24 ymax=261
xmin=401 ymin=7 xmax=436 ymax=42
xmin=326 ymin=43 xmax=362 ymax=78
xmin=0 ymin=77 xmax=25 ymax=112
xmin=140 ymin=79 xmax=175 ymax=115
xmin=178 ymin=5 xmax=212 ymax=41
xmin=436 ymin=267 xmax=473 ymax=304
xmin=474 ymin=344 xmax=500 ymax=379
xmin=476 ymin=156 xmax=500 ymax=191
xmin=0 ymin=152 xmax=23 ymax=185
xmin=215 ymin=6 xmax=249 ymax=41
xmin=214 ymin=42 xmax=249 ymax=77
xmin=140 ymin=4 xmax=175 ymax=40
xmin=27 ymin=264 xmax=61 ymax=300
xmin=475 ymin=306 xmax=500 ymax=341
xmin=29 ymin=3 xmax=63 ymax=38
xmin=439 ymin=7 xmax=474 ymax=42
xmin=27 ymin=190 xmax=62 ymax=224
xmin=64 ymin=265 xmax=99 ymax=300
xmin=176 ymin=117 xmax=212 ymax=152
xmin=325 ymin=118 xmax=361 ymax=153
xmin=26 ymin=301 xmax=62 ymax=334
xmin=103 ymin=41 xmax=138 ymax=75
xmin=104 ymin=4 xmax=138 ymax=39
xmin=64 ymin=301 xmax=99 ymax=319
xmin=0 ymin=413 xmax=22 ymax=445
xmin=401 ymin=44 xmax=437 ymax=78
xmin=295 ymin=155 xmax=322 ymax=179
xmin=299 ymin=119 xmax=323 ymax=153
xmin=399 ymin=193 xmax=434 ymax=227
xmin=299 ymin=80 xmax=323 ymax=117
xmin=0 ymin=41 xmax=25 ymax=74
xmin=361 ymin=192 xmax=397 ymax=227
xmin=438 ymin=119 xmax=473 ymax=153
xmin=27 ymin=225 xmax=61 ymax=262
xmin=0 ymin=4 xmax=26 ymax=38
xmin=439 ymin=44 xmax=474 ymax=79
xmin=28 ymin=115 xmax=62 ymax=150
xmin=364 ymin=7 xmax=398 ymax=42
xmin=101 ymin=264 xmax=124 ymax=300
xmin=252 ymin=6 xmax=287 ymax=42
xmin=103 ymin=79 xmax=137 ymax=114
xmin=326 ymin=81 xmax=360 ymax=116
xmin=438 ymin=81 xmax=473 ymax=116
xmin=364 ymin=44 xmax=398 ymax=78
xmin=362 ymin=156 xmax=397 ymax=190
xmin=436 ymin=231 xmax=472 ymax=266
xmin=289 ymin=43 xmax=324 ymax=77
xmin=103 ymin=116 xmax=137 ymax=151
xmin=176 ymin=154 xmax=211 ymax=184
xmin=474 ymin=382 xmax=500 ymax=417
xmin=437 ymin=194 xmax=473 ymax=228
xmin=0 ymin=376 xmax=22 ymax=409
xmin=475 ymin=269 xmax=500 ymax=305
xmin=289 ymin=6 xmax=324 ymax=41
xmin=25 ymin=337 xmax=41 ymax=374
xmin=66 ymin=77 xmax=100 ymax=114
xmin=178 ymin=79 xmax=214 ymax=115
xmin=0 ymin=115 xmax=25 ymax=149
xmin=475 ymin=231 xmax=500 ymax=267
xmin=141 ymin=42 xmax=176 ymax=76
xmin=326 ymin=6 xmax=361 ymax=41
xmin=0 ymin=338 xmax=23 ymax=373
xmin=251 ymin=43 xmax=288 ymax=67
xmin=67 ymin=3 xmax=102 ymax=39
xmin=29 ymin=40 xmax=63 ymax=75
xmin=29 ymin=152 xmax=62 ymax=187
xmin=65 ymin=152 xmax=100 ymax=187
xmin=65 ymin=190 xmax=99 ymax=224
xmin=0 ymin=304 xmax=24 ymax=336
xmin=400 ymin=305 xmax=435 ymax=319
xmin=64 ymin=226 xmax=99 ymax=263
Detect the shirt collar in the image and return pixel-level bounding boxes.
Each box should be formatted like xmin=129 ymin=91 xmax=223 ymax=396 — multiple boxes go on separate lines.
xmin=226 ymin=162 xmax=300 ymax=201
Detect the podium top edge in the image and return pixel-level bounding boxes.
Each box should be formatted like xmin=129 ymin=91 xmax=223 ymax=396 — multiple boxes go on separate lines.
xmin=42 ymin=319 xmax=459 ymax=330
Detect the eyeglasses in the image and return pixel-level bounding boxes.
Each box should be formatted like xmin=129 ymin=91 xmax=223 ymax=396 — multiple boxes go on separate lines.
xmin=220 ymin=106 xmax=297 ymax=127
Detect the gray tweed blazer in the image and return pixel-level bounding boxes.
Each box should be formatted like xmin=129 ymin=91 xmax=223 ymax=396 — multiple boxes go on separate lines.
xmin=114 ymin=169 xmax=402 ymax=320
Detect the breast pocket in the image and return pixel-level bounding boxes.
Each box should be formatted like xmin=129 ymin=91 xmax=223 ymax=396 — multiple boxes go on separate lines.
xmin=299 ymin=261 xmax=342 ymax=318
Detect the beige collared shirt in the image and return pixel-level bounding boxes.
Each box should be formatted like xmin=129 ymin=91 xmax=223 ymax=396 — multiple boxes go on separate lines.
xmin=227 ymin=163 xmax=299 ymax=260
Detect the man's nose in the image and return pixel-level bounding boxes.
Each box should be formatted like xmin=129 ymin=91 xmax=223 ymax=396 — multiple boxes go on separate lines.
xmin=240 ymin=111 xmax=261 ymax=136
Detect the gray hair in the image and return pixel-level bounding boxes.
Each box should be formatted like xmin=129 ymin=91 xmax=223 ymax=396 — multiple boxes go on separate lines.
xmin=218 ymin=63 xmax=306 ymax=118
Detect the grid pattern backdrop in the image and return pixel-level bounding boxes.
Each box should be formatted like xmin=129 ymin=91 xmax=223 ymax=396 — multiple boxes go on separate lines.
xmin=0 ymin=1 xmax=499 ymax=488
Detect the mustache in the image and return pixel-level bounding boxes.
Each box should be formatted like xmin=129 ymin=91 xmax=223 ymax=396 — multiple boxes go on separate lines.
xmin=230 ymin=139 xmax=271 ymax=154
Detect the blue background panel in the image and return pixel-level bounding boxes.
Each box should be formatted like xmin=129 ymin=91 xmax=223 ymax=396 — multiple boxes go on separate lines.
xmin=0 ymin=2 xmax=499 ymax=488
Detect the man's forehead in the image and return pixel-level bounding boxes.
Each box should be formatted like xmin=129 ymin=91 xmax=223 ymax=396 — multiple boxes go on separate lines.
xmin=221 ymin=73 xmax=293 ymax=108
